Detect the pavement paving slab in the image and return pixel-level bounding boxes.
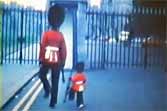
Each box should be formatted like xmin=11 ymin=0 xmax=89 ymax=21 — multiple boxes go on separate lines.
xmin=1 ymin=64 xmax=39 ymax=107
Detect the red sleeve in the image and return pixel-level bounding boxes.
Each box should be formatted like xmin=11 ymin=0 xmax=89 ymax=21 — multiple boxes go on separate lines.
xmin=59 ymin=33 xmax=67 ymax=64
xmin=71 ymin=73 xmax=87 ymax=82
xmin=71 ymin=73 xmax=77 ymax=82
xmin=39 ymin=32 xmax=48 ymax=61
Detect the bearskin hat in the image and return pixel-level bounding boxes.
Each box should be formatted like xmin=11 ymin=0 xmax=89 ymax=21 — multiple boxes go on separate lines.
xmin=76 ymin=62 xmax=85 ymax=73
xmin=48 ymin=4 xmax=65 ymax=28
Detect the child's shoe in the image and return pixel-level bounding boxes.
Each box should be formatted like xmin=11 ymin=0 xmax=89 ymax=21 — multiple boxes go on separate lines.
xmin=78 ymin=104 xmax=85 ymax=109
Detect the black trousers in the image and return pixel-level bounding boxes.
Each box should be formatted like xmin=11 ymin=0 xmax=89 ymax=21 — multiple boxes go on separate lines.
xmin=69 ymin=89 xmax=84 ymax=107
xmin=39 ymin=63 xmax=60 ymax=105
xmin=76 ymin=91 xmax=84 ymax=107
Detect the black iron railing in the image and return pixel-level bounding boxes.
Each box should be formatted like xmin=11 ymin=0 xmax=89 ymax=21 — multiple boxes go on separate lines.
xmin=86 ymin=6 xmax=167 ymax=69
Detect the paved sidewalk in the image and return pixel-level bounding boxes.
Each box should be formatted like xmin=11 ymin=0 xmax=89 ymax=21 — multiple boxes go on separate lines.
xmin=1 ymin=64 xmax=39 ymax=108
xmin=30 ymin=68 xmax=167 ymax=111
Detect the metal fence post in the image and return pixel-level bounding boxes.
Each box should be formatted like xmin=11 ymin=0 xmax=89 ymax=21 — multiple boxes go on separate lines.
xmin=19 ymin=9 xmax=24 ymax=64
xmin=0 ymin=6 xmax=3 ymax=64
xmin=72 ymin=8 xmax=78 ymax=68
xmin=165 ymin=11 xmax=167 ymax=72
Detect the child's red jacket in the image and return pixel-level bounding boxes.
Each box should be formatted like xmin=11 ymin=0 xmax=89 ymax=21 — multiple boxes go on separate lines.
xmin=71 ymin=72 xmax=86 ymax=92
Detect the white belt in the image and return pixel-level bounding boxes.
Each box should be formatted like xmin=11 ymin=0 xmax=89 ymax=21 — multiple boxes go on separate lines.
xmin=75 ymin=81 xmax=84 ymax=85
xmin=45 ymin=46 xmax=59 ymax=51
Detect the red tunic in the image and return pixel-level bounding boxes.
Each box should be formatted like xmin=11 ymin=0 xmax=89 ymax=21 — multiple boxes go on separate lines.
xmin=39 ymin=30 xmax=67 ymax=64
xmin=71 ymin=73 xmax=86 ymax=92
